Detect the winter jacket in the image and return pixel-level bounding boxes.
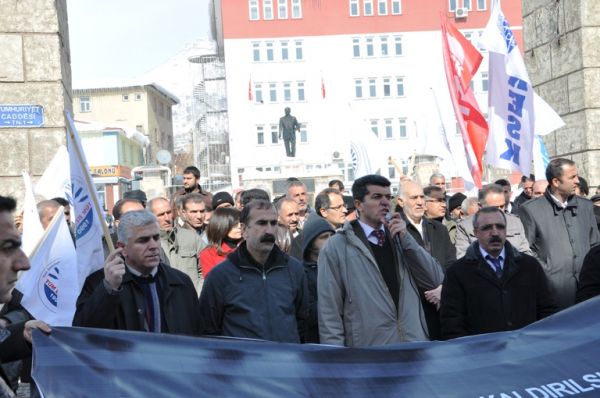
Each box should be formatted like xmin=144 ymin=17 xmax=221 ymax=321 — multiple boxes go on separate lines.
xmin=160 ymin=227 xmax=206 ymax=294
xmin=198 ymin=242 xmax=308 ymax=343
xmin=440 ymin=242 xmax=557 ymax=339
xmin=576 ymin=245 xmax=600 ymax=303
xmin=317 ymin=220 xmax=444 ymax=347
xmin=518 ymin=190 xmax=600 ymax=309
xmin=199 ymin=242 xmax=236 ymax=278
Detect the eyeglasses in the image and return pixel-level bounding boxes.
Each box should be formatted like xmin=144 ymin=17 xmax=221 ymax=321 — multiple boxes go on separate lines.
xmin=327 ymin=204 xmax=347 ymax=212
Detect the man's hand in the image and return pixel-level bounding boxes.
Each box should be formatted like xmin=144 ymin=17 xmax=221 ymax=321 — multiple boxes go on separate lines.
xmin=23 ymin=320 xmax=51 ymax=343
xmin=424 ymin=285 xmax=443 ymax=310
xmin=104 ymin=248 xmax=126 ymax=291
xmin=384 ymin=212 xmax=407 ymax=240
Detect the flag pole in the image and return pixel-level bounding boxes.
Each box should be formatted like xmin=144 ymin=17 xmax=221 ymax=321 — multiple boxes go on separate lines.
xmin=64 ymin=112 xmax=115 ymax=253
xmin=28 ymin=206 xmax=64 ymax=260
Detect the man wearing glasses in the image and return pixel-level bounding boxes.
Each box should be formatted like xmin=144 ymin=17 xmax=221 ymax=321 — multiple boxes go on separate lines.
xmin=455 ymin=184 xmax=531 ymax=258
xmin=315 ymin=188 xmax=347 ymax=230
xmin=423 ymin=186 xmax=447 ymax=223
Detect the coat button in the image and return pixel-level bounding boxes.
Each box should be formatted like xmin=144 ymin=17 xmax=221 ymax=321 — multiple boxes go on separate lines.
xmin=137 ymin=308 xmax=143 ymax=314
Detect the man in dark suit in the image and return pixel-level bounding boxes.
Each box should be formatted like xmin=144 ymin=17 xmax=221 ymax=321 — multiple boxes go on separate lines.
xmin=440 ymin=207 xmax=557 ymax=340
xmin=74 ymin=210 xmax=201 ymax=335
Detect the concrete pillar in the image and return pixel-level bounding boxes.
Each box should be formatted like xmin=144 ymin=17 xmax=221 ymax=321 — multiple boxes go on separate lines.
xmin=0 ymin=0 xmax=72 ymax=203
xmin=523 ymin=0 xmax=600 ymax=185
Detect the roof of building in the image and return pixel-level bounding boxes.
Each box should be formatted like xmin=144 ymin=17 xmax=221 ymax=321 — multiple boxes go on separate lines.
xmin=72 ymin=79 xmax=180 ymax=104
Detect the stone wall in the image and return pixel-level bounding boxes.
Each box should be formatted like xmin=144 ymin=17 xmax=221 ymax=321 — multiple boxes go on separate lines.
xmin=522 ymin=0 xmax=600 ymax=185
xmin=0 ymin=0 xmax=72 ymax=204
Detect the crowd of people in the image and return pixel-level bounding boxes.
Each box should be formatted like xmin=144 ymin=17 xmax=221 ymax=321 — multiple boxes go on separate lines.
xmin=2 ymin=159 xmax=600 ymax=396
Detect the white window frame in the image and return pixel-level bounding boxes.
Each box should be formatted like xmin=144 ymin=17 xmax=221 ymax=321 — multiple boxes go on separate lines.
xmin=355 ymin=79 xmax=363 ymax=99
xmin=350 ymin=0 xmax=360 ymax=16
xmin=266 ymin=41 xmax=274 ymax=61
xmin=352 ymin=37 xmax=361 ymax=58
xmin=394 ymin=36 xmax=403 ymax=56
xmin=283 ymin=82 xmax=292 ymax=102
xmin=257 ymin=125 xmax=265 ymax=145
xmin=297 ymin=81 xmax=305 ymax=101
xmin=384 ymin=119 xmax=393 ymax=139
xmin=366 ymin=37 xmax=374 ymax=57
xmin=264 ymin=0 xmax=274 ymax=20
xmin=370 ymin=119 xmax=379 ymax=137
xmin=299 ymin=123 xmax=308 ymax=143
xmin=291 ymin=0 xmax=302 ymax=18
xmin=389 ymin=166 xmax=396 ymax=180
xmin=295 ymin=40 xmax=303 ymax=60
xmin=463 ymin=0 xmax=472 ymax=11
xmin=249 ymin=0 xmax=259 ymax=20
xmin=79 ymin=96 xmax=91 ymax=112
xmin=399 ymin=118 xmax=407 ymax=138
xmin=271 ymin=124 xmax=279 ymax=144
xmin=278 ymin=0 xmax=288 ymax=19
xmin=122 ymin=94 xmax=129 ymax=101
xmin=477 ymin=0 xmax=486 ymax=10
xmin=254 ymin=83 xmax=263 ymax=103
xmin=383 ymin=77 xmax=391 ymax=97
xmin=396 ymin=77 xmax=405 ymax=96
xmin=281 ymin=41 xmax=289 ymax=60
xmin=364 ymin=0 xmax=374 ymax=16
xmin=391 ymin=0 xmax=402 ymax=14
xmin=380 ymin=36 xmax=389 ymax=56
xmin=482 ymin=72 xmax=489 ymax=92
xmin=135 ymin=93 xmax=142 ymax=101
xmin=368 ymin=78 xmax=377 ymax=98
xmin=252 ymin=42 xmax=261 ymax=62
xmin=449 ymin=0 xmax=457 ymax=12
xmin=378 ymin=0 xmax=388 ymax=15
xmin=269 ymin=82 xmax=277 ymax=102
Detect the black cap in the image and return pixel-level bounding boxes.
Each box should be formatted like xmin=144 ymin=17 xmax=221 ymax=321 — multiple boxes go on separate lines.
xmin=448 ymin=192 xmax=467 ymax=212
xmin=590 ymin=194 xmax=600 ymax=203
xmin=212 ymin=192 xmax=235 ymax=209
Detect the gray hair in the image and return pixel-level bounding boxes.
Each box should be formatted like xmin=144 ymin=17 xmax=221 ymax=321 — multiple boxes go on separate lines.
xmin=147 ymin=197 xmax=170 ymax=213
xmin=275 ymin=197 xmax=297 ymax=214
xmin=429 ymin=172 xmax=445 ymax=184
xmin=286 ymin=180 xmax=306 ymax=197
xmin=117 ymin=210 xmax=158 ymax=244
xmin=473 ymin=207 xmax=507 ymax=230
xmin=37 ymin=200 xmax=60 ymax=219
xmin=461 ymin=197 xmax=479 ymax=214
xmin=478 ymin=184 xmax=505 ymax=205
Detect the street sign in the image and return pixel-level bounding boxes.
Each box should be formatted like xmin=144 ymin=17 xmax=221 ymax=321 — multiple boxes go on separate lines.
xmin=0 ymin=105 xmax=45 ymax=128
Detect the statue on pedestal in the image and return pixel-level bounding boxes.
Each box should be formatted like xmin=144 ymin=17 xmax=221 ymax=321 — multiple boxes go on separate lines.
xmin=279 ymin=107 xmax=300 ymax=157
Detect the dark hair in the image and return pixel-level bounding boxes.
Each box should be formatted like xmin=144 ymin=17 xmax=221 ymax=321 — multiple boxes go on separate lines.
xmin=546 ymin=158 xmax=575 ymax=184
xmin=286 ymin=180 xmax=306 ymax=195
xmin=112 ymin=198 xmax=143 ymax=221
xmin=0 ymin=196 xmax=17 ymax=212
xmin=240 ymin=188 xmax=270 ymax=208
xmin=494 ymin=179 xmax=510 ymax=188
xmin=478 ymin=184 xmax=504 ymax=203
xmin=181 ymin=193 xmax=206 ymax=210
xmin=352 ymin=175 xmax=390 ymax=202
xmin=240 ymin=199 xmax=274 ymax=225
xmin=473 ymin=206 xmax=507 ymax=230
xmin=423 ymin=185 xmax=443 ymax=198
xmin=207 ymin=207 xmax=240 ymax=255
xmin=578 ymin=176 xmax=589 ymax=196
xmin=314 ymin=188 xmax=343 ymax=216
xmin=328 ymin=179 xmax=344 ymax=191
xmin=183 ymin=166 xmax=201 ymax=179
xmin=51 ymin=197 xmax=69 ymax=207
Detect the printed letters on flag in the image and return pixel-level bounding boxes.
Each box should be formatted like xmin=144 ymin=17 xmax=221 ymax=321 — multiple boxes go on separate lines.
xmin=441 ymin=18 xmax=489 ymax=188
xmin=481 ymin=0 xmax=564 ymax=175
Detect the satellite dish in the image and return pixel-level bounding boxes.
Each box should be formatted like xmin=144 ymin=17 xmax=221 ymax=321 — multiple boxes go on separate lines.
xmin=156 ymin=149 xmax=172 ymax=165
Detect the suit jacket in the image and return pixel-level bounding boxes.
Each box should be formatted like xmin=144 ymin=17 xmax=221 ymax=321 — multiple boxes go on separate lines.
xmin=440 ymin=242 xmax=557 ymax=340
xmin=73 ymin=263 xmax=201 ymax=336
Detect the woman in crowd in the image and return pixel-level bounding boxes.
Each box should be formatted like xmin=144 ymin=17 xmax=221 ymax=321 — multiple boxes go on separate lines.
xmin=199 ymin=207 xmax=242 ymax=278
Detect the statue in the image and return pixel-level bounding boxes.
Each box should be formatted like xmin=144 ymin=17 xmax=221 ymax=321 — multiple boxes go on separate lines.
xmin=279 ymin=107 xmax=300 ymax=157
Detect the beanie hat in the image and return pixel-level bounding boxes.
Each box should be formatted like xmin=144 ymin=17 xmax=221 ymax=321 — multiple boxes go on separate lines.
xmin=212 ymin=192 xmax=235 ymax=209
xmin=448 ymin=192 xmax=467 ymax=212
xmin=301 ymin=215 xmax=335 ymax=259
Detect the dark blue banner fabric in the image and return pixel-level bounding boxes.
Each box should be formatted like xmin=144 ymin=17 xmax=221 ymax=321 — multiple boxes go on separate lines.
xmin=33 ymin=297 xmax=600 ymax=398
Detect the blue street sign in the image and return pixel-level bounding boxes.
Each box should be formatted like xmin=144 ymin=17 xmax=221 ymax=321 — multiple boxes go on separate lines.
xmin=0 ymin=105 xmax=45 ymax=128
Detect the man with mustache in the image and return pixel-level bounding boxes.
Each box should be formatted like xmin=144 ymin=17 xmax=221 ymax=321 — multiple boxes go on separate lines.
xmin=440 ymin=207 xmax=557 ymax=339
xmin=199 ymin=199 xmax=308 ymax=343
xmin=74 ymin=210 xmax=201 ymax=335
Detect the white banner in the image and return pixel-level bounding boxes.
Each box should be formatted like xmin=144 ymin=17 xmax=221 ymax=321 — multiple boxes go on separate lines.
xmin=21 ymin=170 xmax=44 ymax=257
xmin=35 ymin=145 xmax=71 ymax=202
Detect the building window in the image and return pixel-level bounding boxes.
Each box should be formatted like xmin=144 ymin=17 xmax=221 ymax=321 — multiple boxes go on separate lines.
xmin=264 ymin=0 xmax=274 ymax=19
xmin=463 ymin=0 xmax=472 ymax=10
xmin=249 ymin=0 xmax=259 ymax=20
xmin=278 ymin=0 xmax=288 ymax=18
xmin=378 ymin=0 xmax=388 ymax=15
xmin=300 ymin=123 xmax=308 ymax=142
xmin=122 ymin=94 xmax=129 ymax=101
xmin=291 ymin=0 xmax=302 ymax=18
xmin=394 ymin=36 xmax=403 ymax=55
xmin=389 ymin=166 xmax=396 ymax=180
xmin=135 ymin=93 xmax=142 ymax=101
xmin=297 ymin=81 xmax=305 ymax=101
xmin=381 ymin=36 xmax=389 ymax=56
xmin=469 ymin=80 xmax=474 ymax=91
xmin=269 ymin=83 xmax=277 ymax=102
xmin=370 ymin=119 xmax=379 ymax=137
xmin=281 ymin=41 xmax=289 ymax=60
xmin=368 ymin=78 xmax=377 ymax=98
xmin=364 ymin=0 xmax=373 ymax=16
xmin=396 ymin=77 xmax=405 ymax=96
xmin=366 ymin=37 xmax=374 ymax=57
xmin=350 ymin=0 xmax=359 ymax=16
xmin=355 ymin=79 xmax=363 ymax=98
xmin=283 ymin=82 xmax=292 ymax=102
xmin=352 ymin=38 xmax=360 ymax=57
xmin=399 ymin=118 xmax=407 ymax=138
xmin=271 ymin=125 xmax=279 ymax=144
xmin=449 ymin=0 xmax=457 ymax=12
xmin=79 ymin=96 xmax=91 ymax=112
xmin=383 ymin=77 xmax=391 ymax=97
xmin=477 ymin=0 xmax=486 ymax=10
xmin=392 ymin=0 xmax=402 ymax=14
xmin=295 ymin=40 xmax=303 ymax=60
xmin=385 ymin=119 xmax=393 ymax=139
xmin=255 ymin=83 xmax=263 ymax=103
xmin=252 ymin=42 xmax=260 ymax=62
xmin=257 ymin=126 xmax=265 ymax=145
xmin=266 ymin=42 xmax=274 ymax=61
xmin=464 ymin=32 xmax=472 ymax=42
xmin=482 ymin=72 xmax=489 ymax=92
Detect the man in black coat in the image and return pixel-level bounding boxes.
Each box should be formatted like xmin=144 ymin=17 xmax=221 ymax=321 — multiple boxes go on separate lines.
xmin=576 ymin=245 xmax=600 ymax=303
xmin=440 ymin=207 xmax=557 ymax=340
xmin=74 ymin=210 xmax=201 ymax=335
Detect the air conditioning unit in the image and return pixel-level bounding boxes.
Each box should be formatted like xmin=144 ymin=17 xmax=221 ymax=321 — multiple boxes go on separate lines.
xmin=455 ymin=7 xmax=468 ymax=19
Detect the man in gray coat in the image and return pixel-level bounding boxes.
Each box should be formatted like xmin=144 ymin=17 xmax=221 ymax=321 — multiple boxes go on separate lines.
xmin=318 ymin=175 xmax=444 ymax=347
xmin=455 ymin=184 xmax=531 ymax=258
xmin=518 ymin=158 xmax=600 ymax=310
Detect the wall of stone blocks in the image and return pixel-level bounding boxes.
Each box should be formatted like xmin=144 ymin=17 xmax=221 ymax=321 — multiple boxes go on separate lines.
xmin=523 ymin=0 xmax=600 ymax=186
xmin=0 ymin=0 xmax=72 ymax=205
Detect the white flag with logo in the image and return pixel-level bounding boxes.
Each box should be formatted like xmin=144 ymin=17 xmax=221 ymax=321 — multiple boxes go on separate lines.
xmin=21 ymin=170 xmax=44 ymax=257
xmin=18 ymin=210 xmax=78 ymax=326
xmin=35 ymin=145 xmax=72 ymax=202
xmin=66 ymin=112 xmax=105 ymax=286
xmin=481 ymin=0 xmax=564 ymax=175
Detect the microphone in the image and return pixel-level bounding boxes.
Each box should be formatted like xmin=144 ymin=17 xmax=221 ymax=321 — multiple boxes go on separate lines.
xmin=384 ymin=212 xmax=405 ymax=253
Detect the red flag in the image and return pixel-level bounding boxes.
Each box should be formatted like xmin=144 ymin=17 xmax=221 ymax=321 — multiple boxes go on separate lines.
xmin=321 ymin=77 xmax=326 ymax=99
xmin=441 ymin=17 xmax=489 ymax=188
xmin=248 ymin=77 xmax=253 ymax=101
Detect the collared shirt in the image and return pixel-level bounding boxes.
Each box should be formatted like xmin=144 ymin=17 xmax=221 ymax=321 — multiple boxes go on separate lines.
xmin=127 ymin=264 xmax=158 ymax=278
xmin=407 ymin=217 xmax=423 ymax=238
xmin=549 ymin=192 xmax=569 ymax=208
xmin=479 ymin=246 xmax=506 ymax=273
xmin=358 ymin=219 xmax=385 ymax=245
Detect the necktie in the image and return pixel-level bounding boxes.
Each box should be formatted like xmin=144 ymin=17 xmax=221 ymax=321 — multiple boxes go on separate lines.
xmin=135 ymin=274 xmax=161 ymax=333
xmin=371 ymin=229 xmax=385 ymax=247
xmin=486 ymin=255 xmax=503 ymax=278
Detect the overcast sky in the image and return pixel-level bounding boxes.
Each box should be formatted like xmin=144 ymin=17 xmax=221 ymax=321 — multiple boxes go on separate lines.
xmin=67 ymin=0 xmax=210 ymax=83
